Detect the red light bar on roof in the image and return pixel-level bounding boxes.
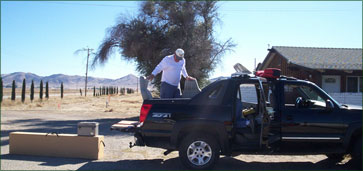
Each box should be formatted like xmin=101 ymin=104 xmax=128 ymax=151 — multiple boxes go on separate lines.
xmin=255 ymin=68 xmax=281 ymax=79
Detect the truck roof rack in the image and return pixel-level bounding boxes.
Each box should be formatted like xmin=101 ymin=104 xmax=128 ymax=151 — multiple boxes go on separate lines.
xmin=279 ymin=75 xmax=297 ymax=80
xmin=255 ymin=68 xmax=281 ymax=79
xmin=231 ymin=72 xmax=251 ymax=78
xmin=231 ymin=63 xmax=252 ymax=78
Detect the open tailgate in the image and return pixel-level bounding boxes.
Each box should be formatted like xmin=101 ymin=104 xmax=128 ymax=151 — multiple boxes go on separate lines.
xmin=111 ymin=120 xmax=140 ymax=132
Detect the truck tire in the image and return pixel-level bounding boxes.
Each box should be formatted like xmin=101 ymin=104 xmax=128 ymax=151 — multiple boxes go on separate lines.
xmin=350 ymin=137 xmax=362 ymax=169
xmin=179 ymin=134 xmax=220 ymax=170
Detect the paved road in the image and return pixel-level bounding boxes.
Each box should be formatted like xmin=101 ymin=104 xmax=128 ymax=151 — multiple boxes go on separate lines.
xmin=1 ymin=110 xmax=355 ymax=170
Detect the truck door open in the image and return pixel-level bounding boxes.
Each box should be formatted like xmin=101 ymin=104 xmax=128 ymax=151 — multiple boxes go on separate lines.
xmin=233 ymin=79 xmax=270 ymax=148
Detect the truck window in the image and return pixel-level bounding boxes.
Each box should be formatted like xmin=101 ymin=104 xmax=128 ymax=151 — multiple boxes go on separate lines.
xmin=240 ymin=84 xmax=258 ymax=105
xmin=262 ymin=83 xmax=275 ymax=107
xmin=284 ymin=84 xmax=326 ymax=109
xmin=208 ymin=85 xmax=223 ymax=99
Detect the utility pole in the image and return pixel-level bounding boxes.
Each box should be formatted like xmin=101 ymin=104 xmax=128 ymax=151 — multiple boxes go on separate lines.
xmin=85 ymin=48 xmax=92 ymax=97
xmin=75 ymin=47 xmax=94 ymax=97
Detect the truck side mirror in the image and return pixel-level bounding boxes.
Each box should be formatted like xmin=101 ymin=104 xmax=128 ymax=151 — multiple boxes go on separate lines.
xmin=295 ymin=97 xmax=303 ymax=108
xmin=326 ymin=99 xmax=334 ymax=112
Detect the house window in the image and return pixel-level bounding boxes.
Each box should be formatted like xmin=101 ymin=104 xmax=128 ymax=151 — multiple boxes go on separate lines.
xmin=346 ymin=76 xmax=363 ymax=93
xmin=325 ymin=78 xmax=336 ymax=83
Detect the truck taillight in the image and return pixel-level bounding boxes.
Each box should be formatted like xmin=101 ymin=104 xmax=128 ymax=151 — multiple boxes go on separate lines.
xmin=140 ymin=104 xmax=152 ymax=123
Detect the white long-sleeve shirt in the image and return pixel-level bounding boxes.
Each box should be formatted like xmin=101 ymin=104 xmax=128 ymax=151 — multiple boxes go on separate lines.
xmin=151 ymin=55 xmax=189 ymax=86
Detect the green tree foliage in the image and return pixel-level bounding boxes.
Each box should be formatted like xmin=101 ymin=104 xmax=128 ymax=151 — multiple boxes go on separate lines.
xmin=30 ymin=80 xmax=34 ymax=102
xmin=61 ymin=82 xmax=64 ymax=99
xmin=11 ymin=80 xmax=16 ymax=101
xmin=93 ymin=1 xmax=235 ymax=89
xmin=21 ymin=79 xmax=26 ymax=103
xmin=45 ymin=82 xmax=49 ymax=99
xmin=0 ymin=77 xmax=3 ymax=103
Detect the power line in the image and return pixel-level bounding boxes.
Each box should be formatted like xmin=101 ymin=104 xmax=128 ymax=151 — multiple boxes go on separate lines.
xmin=33 ymin=1 xmax=360 ymax=13
xmin=39 ymin=1 xmax=139 ymax=8
xmin=220 ymin=9 xmax=358 ymax=12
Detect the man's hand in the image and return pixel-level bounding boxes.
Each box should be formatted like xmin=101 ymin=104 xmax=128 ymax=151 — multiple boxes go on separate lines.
xmin=147 ymin=74 xmax=155 ymax=81
xmin=186 ymin=76 xmax=196 ymax=81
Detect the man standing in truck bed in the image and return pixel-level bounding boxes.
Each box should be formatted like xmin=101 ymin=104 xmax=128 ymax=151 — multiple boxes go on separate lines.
xmin=147 ymin=48 xmax=195 ymax=98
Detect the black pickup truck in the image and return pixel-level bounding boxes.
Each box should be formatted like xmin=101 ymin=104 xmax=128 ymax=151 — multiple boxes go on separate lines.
xmin=112 ymin=68 xmax=362 ymax=170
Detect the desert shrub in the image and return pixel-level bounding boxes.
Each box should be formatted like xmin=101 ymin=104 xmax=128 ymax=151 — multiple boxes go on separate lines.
xmin=45 ymin=82 xmax=49 ymax=99
xmin=11 ymin=80 xmax=15 ymax=101
xmin=61 ymin=82 xmax=64 ymax=99
xmin=30 ymin=80 xmax=34 ymax=102
xmin=39 ymin=80 xmax=43 ymax=100
xmin=21 ymin=79 xmax=26 ymax=103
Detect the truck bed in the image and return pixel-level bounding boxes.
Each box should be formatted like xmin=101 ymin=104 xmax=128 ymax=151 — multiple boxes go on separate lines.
xmin=143 ymin=98 xmax=191 ymax=105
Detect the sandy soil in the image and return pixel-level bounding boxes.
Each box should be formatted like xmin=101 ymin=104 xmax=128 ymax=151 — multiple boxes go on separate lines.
xmin=1 ymin=92 xmax=142 ymax=118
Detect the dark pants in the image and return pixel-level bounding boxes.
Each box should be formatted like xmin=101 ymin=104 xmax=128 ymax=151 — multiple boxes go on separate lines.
xmin=160 ymin=82 xmax=181 ymax=98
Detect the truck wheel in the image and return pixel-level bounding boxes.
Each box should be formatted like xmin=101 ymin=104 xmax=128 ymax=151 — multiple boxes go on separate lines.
xmin=179 ymin=134 xmax=220 ymax=170
xmin=350 ymin=137 xmax=362 ymax=169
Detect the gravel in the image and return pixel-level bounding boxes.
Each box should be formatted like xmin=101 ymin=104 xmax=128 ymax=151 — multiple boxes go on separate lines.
xmin=1 ymin=110 xmax=353 ymax=170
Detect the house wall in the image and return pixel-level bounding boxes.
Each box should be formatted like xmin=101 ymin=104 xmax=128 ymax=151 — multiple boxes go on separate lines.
xmin=330 ymin=93 xmax=362 ymax=106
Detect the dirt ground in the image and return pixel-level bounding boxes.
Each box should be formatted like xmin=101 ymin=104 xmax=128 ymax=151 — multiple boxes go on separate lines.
xmin=1 ymin=91 xmax=142 ymax=117
xmin=0 ymin=92 xmax=355 ymax=170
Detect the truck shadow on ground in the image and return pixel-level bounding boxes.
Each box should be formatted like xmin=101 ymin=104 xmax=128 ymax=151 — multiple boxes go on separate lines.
xmin=1 ymin=154 xmax=89 ymax=166
xmin=1 ymin=154 xmax=354 ymax=170
xmin=77 ymin=156 xmax=355 ymax=170
xmin=1 ymin=116 xmax=139 ymax=147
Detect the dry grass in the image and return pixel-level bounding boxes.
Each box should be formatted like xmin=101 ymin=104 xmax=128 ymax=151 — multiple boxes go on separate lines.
xmin=1 ymin=92 xmax=144 ymax=118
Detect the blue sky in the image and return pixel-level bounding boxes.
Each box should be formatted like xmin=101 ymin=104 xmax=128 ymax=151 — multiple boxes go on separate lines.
xmin=1 ymin=1 xmax=362 ymax=79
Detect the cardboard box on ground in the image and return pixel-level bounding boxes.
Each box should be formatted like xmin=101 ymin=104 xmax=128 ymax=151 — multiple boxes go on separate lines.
xmin=9 ymin=132 xmax=104 ymax=160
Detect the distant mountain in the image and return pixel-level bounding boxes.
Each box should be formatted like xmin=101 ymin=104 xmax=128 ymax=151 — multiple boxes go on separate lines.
xmin=1 ymin=72 xmax=138 ymax=89
xmin=1 ymin=72 xmax=233 ymax=89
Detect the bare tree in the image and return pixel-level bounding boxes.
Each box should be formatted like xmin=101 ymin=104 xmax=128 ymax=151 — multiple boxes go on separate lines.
xmin=93 ymin=1 xmax=235 ymax=89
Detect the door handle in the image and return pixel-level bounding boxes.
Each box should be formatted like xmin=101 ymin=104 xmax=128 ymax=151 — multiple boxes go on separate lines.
xmin=286 ymin=115 xmax=293 ymax=120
